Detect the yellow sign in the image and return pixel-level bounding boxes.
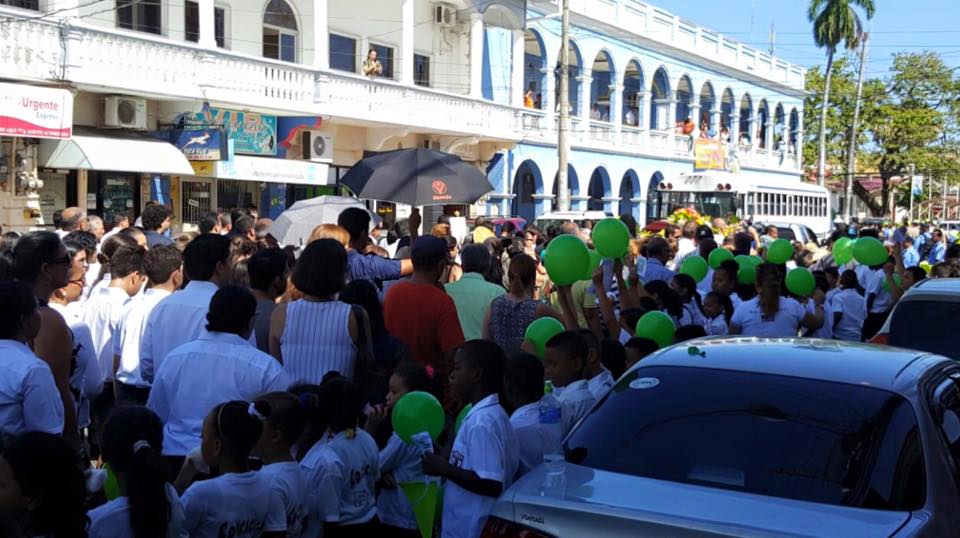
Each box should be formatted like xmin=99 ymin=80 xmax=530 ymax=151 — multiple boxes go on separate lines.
xmin=190 ymin=161 xmax=215 ymax=176
xmin=694 ymin=140 xmax=727 ymax=171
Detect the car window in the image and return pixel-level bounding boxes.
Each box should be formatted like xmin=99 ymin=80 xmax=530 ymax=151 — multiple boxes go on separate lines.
xmin=777 ymin=227 xmax=796 ymax=241
xmin=934 ymin=380 xmax=960 ymax=483
xmin=804 ymin=227 xmax=820 ymax=246
xmin=889 ymin=300 xmax=960 ymax=359
xmin=566 ymin=366 xmax=924 ymax=510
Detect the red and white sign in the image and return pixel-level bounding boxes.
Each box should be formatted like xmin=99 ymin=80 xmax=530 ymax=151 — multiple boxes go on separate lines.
xmin=0 ymin=82 xmax=73 ymax=140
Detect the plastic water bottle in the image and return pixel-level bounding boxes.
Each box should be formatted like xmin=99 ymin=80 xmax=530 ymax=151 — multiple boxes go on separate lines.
xmin=539 ymin=381 xmax=566 ymax=497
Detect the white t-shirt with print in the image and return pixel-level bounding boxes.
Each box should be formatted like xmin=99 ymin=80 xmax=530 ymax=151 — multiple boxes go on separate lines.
xmin=703 ymin=315 xmax=729 ymax=336
xmin=377 ymin=433 xmax=423 ymax=530
xmin=259 ymin=461 xmax=308 ymax=537
xmin=833 ymin=288 xmax=867 ymax=341
xmin=442 ymin=394 xmax=519 ymax=538
xmin=730 ymin=296 xmax=806 ymax=337
xmin=300 ymin=429 xmax=379 ymax=534
xmin=87 ymin=483 xmax=184 ymax=538
xmin=181 ymin=471 xmax=284 ymax=538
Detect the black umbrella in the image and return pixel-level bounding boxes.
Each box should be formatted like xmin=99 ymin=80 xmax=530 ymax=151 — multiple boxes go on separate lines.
xmin=340 ymin=148 xmax=493 ymax=206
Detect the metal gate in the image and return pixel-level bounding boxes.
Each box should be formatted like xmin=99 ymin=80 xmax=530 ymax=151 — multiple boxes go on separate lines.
xmin=217 ymin=179 xmax=258 ymax=212
xmin=180 ymin=179 xmax=213 ymax=229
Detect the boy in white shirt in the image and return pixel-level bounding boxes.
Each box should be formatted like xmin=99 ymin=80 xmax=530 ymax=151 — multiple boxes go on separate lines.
xmin=543 ymin=331 xmax=597 ymax=436
xmin=578 ymin=330 xmax=614 ymax=401
xmin=422 ymin=339 xmax=519 ymax=538
xmin=503 ymin=351 xmax=548 ymax=478
xmin=833 ymin=270 xmax=867 ymax=342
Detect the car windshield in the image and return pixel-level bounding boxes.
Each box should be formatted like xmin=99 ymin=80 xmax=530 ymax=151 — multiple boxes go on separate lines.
xmin=654 ymin=191 xmax=738 ymax=220
xmin=890 ymin=300 xmax=960 ymax=359
xmin=566 ymin=366 xmax=924 ymax=510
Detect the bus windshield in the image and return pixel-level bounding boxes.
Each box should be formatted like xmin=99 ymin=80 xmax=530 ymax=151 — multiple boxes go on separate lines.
xmin=653 ymin=191 xmax=739 ymax=220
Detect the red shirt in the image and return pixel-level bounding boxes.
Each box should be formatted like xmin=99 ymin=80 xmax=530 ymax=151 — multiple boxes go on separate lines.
xmin=383 ymin=280 xmax=465 ymax=374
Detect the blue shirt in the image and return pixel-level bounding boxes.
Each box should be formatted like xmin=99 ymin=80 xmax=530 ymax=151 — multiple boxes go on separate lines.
xmin=347 ymin=249 xmax=401 ymax=284
xmin=145 ymin=230 xmax=173 ymax=248
xmin=902 ymin=246 xmax=919 ymax=268
xmin=928 ymin=241 xmax=946 ymax=264
xmin=642 ymin=258 xmax=676 ymax=284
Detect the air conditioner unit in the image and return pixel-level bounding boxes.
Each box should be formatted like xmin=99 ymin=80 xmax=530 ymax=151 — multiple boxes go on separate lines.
xmin=103 ymin=96 xmax=147 ymax=129
xmin=301 ymin=130 xmax=333 ymax=163
xmin=433 ymin=3 xmax=457 ymax=27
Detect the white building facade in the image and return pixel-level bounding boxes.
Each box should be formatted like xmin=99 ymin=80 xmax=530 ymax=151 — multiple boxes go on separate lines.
xmin=0 ymin=0 xmax=805 ymax=231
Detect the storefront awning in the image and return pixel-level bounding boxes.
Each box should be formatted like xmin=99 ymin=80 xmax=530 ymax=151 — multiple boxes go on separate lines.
xmin=192 ymin=155 xmax=332 ymax=186
xmin=39 ymin=135 xmax=194 ymax=175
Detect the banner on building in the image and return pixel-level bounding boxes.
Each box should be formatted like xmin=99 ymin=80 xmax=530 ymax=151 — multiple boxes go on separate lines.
xmin=171 ymin=129 xmax=226 ymax=161
xmin=0 ymin=83 xmax=73 ymax=139
xmin=911 ymin=175 xmax=924 ymax=196
xmin=188 ymin=107 xmax=277 ymax=156
xmin=694 ymin=139 xmax=727 ymax=171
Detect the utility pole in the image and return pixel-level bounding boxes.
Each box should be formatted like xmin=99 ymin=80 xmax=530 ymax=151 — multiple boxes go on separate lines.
xmin=768 ymin=23 xmax=775 ymax=56
xmin=844 ymin=33 xmax=868 ymax=222
xmin=942 ymin=177 xmax=948 ymax=224
xmin=556 ymin=0 xmax=571 ymax=212
xmin=908 ymin=164 xmax=916 ymax=222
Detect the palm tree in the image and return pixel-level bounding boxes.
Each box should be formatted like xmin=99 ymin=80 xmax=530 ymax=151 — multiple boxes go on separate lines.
xmin=809 ymin=0 xmax=875 ymax=188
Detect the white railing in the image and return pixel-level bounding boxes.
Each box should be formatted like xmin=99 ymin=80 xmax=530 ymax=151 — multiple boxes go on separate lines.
xmin=588 ymin=121 xmax=613 ymax=142
xmin=621 ymin=125 xmax=643 ymax=146
xmin=520 ymin=109 xmax=547 ymax=131
xmin=649 ymin=130 xmax=670 ymax=151
xmin=673 ymin=135 xmax=692 ymax=157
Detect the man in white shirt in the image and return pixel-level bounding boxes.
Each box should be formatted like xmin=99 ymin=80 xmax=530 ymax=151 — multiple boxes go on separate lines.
xmin=579 ymin=330 xmax=614 ymax=401
xmin=422 ymin=340 xmax=518 ymax=538
xmin=504 ymin=352 xmax=548 ymax=478
xmin=0 ymin=281 xmax=65 ymax=437
xmin=56 ymin=206 xmax=87 ymax=238
xmin=140 ymin=234 xmax=231 ymax=382
xmin=543 ymin=331 xmax=597 ymax=436
xmin=864 ymin=265 xmax=894 ymax=341
xmin=671 ymin=221 xmax=698 ymax=269
xmin=147 ymin=286 xmax=289 ymax=459
xmin=113 ymin=245 xmax=183 ymax=404
xmin=83 ymin=245 xmax=145 ymax=422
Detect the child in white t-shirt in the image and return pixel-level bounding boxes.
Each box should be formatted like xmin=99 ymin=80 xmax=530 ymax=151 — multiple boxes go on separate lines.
xmin=503 ymin=351 xmax=549 ymax=478
xmin=87 ymin=406 xmax=184 ymax=538
xmin=254 ymin=392 xmax=309 ymax=538
xmin=363 ymin=361 xmax=435 ymax=536
xmin=300 ymin=376 xmax=379 ymax=538
xmin=421 ymin=339 xmax=519 ymax=538
xmin=543 ymin=331 xmax=596 ymax=436
xmin=701 ymin=291 xmax=732 ymax=336
xmin=833 ymin=270 xmax=867 ymax=342
xmin=178 ymin=400 xmax=284 ymax=538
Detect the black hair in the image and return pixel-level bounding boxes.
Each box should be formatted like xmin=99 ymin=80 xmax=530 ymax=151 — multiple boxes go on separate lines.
xmin=205 ymin=286 xmax=257 ymax=335
xmin=118 ymin=227 xmax=146 ymax=246
xmin=337 ymin=207 xmax=370 ymax=242
xmin=86 ymin=234 xmax=138 ymax=297
xmin=199 ymin=212 xmax=220 ymax=235
xmin=143 ymin=245 xmax=183 ymax=285
xmin=840 ymin=269 xmax=864 ymax=296
xmin=458 ymin=339 xmax=507 ymax=392
xmin=619 ymin=214 xmax=638 ymax=238
xmin=391 ymin=360 xmax=438 ymax=398
xmin=675 ymin=324 xmax=707 ymax=342
xmin=0 ymin=281 xmax=37 ymax=340
xmin=501 ymin=221 xmax=517 ymax=235
xmin=625 ymin=336 xmax=659 ymax=356
xmin=460 ymin=244 xmax=491 ymax=275
xmin=247 ymin=248 xmax=288 ymax=292
xmin=1 ymin=231 xmax=65 ymax=283
xmin=645 ymin=236 xmax=669 ymax=258
xmin=704 ymin=291 xmax=734 ymax=324
xmin=183 ymin=233 xmax=231 ymax=281
xmin=621 ymin=308 xmax=645 ymax=333
xmin=208 ymin=400 xmax=271 ymax=462
xmin=824 ymin=266 xmax=840 ymax=281
xmin=100 ymin=406 xmax=169 ymax=538
xmin=545 ymin=331 xmax=588 ymax=372
xmin=644 ymin=280 xmax=683 ymax=318
xmin=340 ymin=279 xmax=386 ymax=339
xmin=2 ymin=432 xmax=88 ymax=538
xmin=255 ymin=392 xmax=307 ymax=448
xmin=62 ymin=230 xmax=97 ymax=259
xmin=230 ymin=208 xmax=250 ymax=225
xmin=599 ymin=339 xmax=627 ymax=379
xmin=947 ymin=243 xmax=960 ymax=260
xmin=907 ymin=265 xmax=928 ymax=282
xmin=319 ymin=376 xmax=365 ymax=434
xmin=576 ymin=328 xmax=599 ymax=354
xmin=234 ymin=216 xmax=255 ymax=236
xmin=292 ymin=239 xmax=346 ymax=297
xmin=287 ymin=384 xmax=326 ymax=455
xmin=109 ymin=245 xmax=146 ymax=279
xmin=671 ymin=273 xmax=704 ymax=314
xmin=0 ymin=231 xmax=20 ymax=251
xmin=504 ymin=352 xmax=544 ymax=411
xmin=715 ymin=259 xmax=739 ymax=289
xmin=140 ymin=204 xmax=172 ymax=232
xmin=61 ymin=238 xmax=86 ymax=261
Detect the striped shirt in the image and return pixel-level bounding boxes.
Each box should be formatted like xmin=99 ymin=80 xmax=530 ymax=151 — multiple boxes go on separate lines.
xmin=281 ymin=300 xmax=357 ymax=384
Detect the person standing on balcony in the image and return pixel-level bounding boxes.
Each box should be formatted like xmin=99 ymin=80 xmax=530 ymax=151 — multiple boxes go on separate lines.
xmin=362 ymin=48 xmax=383 ymax=78
xmin=523 ymin=90 xmax=534 ymax=108
xmin=624 ymin=108 xmax=636 ymax=127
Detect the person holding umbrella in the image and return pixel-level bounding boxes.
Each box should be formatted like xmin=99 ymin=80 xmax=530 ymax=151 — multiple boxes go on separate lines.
xmin=338 ymin=208 xmax=420 ymax=285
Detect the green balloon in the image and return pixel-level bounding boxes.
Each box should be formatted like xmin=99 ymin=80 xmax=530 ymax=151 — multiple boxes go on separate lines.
xmin=750 ymin=255 xmax=763 ymax=266
xmin=591 ymin=218 xmax=631 ymax=259
xmin=785 ymin=267 xmax=815 ymax=297
xmin=738 ymin=263 xmax=757 ymax=285
xmin=635 ymin=310 xmax=675 ymax=348
xmin=734 ymin=254 xmax=755 ymax=269
xmin=545 ymin=235 xmax=590 ymax=285
xmin=523 ymin=317 xmax=565 ymax=358
xmin=707 ymin=248 xmax=734 ymax=269
xmin=580 ymin=249 xmax=602 ymax=280
xmin=882 ymin=273 xmax=903 ymax=294
xmin=104 ymin=463 xmax=120 ymax=501
xmin=391 ymin=391 xmax=444 ymax=444
xmin=766 ymin=239 xmax=793 ymax=264
xmin=833 ymin=237 xmax=854 ymax=265
xmin=454 ymin=403 xmax=472 ymax=435
xmin=852 ymin=237 xmax=888 ymax=267
xmin=680 ymin=255 xmax=709 ymax=283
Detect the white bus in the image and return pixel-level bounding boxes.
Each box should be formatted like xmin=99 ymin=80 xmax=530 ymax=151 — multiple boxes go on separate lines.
xmin=651 ymin=171 xmax=832 ymax=239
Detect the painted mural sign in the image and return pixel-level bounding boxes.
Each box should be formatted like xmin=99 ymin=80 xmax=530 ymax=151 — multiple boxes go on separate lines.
xmin=191 ymin=108 xmax=277 ymax=156
xmin=694 ymin=139 xmax=728 ymax=171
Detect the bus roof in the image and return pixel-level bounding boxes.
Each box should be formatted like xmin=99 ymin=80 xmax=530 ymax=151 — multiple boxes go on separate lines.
xmin=661 ymin=172 xmax=826 ymax=195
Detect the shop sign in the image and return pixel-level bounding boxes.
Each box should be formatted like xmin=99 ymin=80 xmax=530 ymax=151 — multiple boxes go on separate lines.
xmin=189 ymin=108 xmax=277 ymax=156
xmin=190 ymin=161 xmax=215 ymax=176
xmin=216 ymin=156 xmax=330 ymax=185
xmin=694 ymin=139 xmax=728 ymax=171
xmin=0 ymin=82 xmax=73 ymax=139
xmin=172 ymin=129 xmax=226 ymax=161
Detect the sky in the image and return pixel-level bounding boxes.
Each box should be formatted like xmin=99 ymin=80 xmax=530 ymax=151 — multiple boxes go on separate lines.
xmin=652 ymin=0 xmax=960 ymax=78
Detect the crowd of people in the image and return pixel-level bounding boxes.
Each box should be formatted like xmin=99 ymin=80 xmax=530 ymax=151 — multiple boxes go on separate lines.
xmin=0 ymin=200 xmax=956 ymax=538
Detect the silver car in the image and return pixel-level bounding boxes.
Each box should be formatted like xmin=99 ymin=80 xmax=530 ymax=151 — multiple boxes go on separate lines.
xmin=485 ymin=338 xmax=960 ymax=537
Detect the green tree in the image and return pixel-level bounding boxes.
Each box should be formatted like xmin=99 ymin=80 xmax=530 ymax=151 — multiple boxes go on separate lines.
xmin=808 ymin=0 xmax=875 ymax=186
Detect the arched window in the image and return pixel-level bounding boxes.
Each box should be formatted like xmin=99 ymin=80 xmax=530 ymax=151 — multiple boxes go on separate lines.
xmin=263 ymin=0 xmax=298 ymax=63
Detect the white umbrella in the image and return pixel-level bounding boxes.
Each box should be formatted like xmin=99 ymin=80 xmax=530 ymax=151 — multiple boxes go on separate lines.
xmin=269 ymin=195 xmax=381 ymax=247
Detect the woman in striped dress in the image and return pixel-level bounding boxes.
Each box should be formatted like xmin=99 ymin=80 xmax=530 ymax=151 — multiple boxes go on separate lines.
xmin=269 ymin=238 xmax=373 ymax=385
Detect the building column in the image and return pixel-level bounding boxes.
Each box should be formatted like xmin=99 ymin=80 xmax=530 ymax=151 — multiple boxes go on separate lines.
xmin=198 ymin=0 xmax=216 ymax=48
xmin=399 ymin=0 xmax=414 ymax=84
xmin=511 ymin=29 xmax=525 ymax=107
xmin=578 ymin=74 xmax=591 ymax=126
xmin=469 ymin=14 xmax=484 ymax=98
xmin=689 ymin=103 xmax=701 ymax=138
xmin=730 ymin=112 xmax=740 ymax=145
xmin=312 ymin=0 xmax=329 ymax=69
xmin=542 ymin=66 xmax=555 ymax=115
xmin=610 ymin=84 xmax=623 ymax=131
xmin=711 ymin=107 xmax=722 ymax=138
xmin=667 ymin=95 xmax=677 ymax=131
xmin=765 ymin=120 xmax=774 ymax=157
